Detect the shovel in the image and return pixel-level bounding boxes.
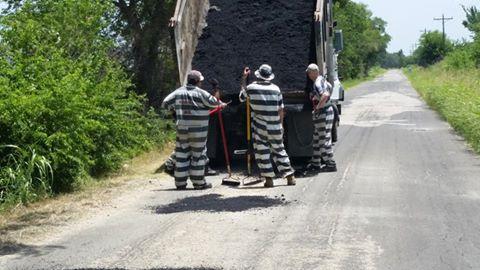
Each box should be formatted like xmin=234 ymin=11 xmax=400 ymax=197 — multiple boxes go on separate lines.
xmin=218 ymin=107 xmax=241 ymax=186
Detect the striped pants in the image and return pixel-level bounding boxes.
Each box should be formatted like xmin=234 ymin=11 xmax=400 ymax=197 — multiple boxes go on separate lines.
xmin=312 ymin=106 xmax=335 ymax=166
xmin=174 ymin=125 xmax=208 ymax=188
xmin=252 ymin=119 xmax=294 ymax=178
xmin=164 ymin=149 xmax=209 ymax=170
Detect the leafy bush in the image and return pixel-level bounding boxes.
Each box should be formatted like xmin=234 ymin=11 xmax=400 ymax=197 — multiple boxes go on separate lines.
xmin=0 ymin=0 xmax=174 ymax=199
xmin=442 ymin=44 xmax=476 ymax=70
xmin=413 ymin=31 xmax=453 ymax=67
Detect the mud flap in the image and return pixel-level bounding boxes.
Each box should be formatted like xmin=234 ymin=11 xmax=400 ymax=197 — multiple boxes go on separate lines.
xmin=285 ymin=111 xmax=314 ymax=157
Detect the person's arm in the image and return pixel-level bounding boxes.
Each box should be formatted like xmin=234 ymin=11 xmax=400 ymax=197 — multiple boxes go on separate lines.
xmin=315 ymin=92 xmax=330 ymax=111
xmin=278 ymin=92 xmax=285 ymax=123
xmin=161 ymin=91 xmax=176 ymax=110
xmin=313 ymin=78 xmax=330 ymax=111
xmin=239 ymin=67 xmax=251 ymax=103
xmin=200 ymin=90 xmax=225 ymax=109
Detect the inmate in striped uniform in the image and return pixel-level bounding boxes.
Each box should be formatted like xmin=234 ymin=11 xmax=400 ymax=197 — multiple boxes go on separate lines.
xmin=311 ymin=76 xmax=336 ymax=168
xmin=239 ymin=81 xmax=294 ymax=178
xmin=162 ymin=85 xmax=221 ymax=188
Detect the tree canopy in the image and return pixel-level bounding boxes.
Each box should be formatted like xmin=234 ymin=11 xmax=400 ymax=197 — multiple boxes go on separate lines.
xmin=334 ymin=0 xmax=391 ymax=79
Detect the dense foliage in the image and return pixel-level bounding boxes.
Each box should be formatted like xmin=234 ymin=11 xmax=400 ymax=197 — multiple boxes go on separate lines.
xmin=381 ymin=50 xmax=407 ymax=69
xmin=0 ymin=0 xmax=173 ymax=208
xmin=334 ymin=0 xmax=391 ymax=79
xmin=112 ymin=0 xmax=177 ymax=108
xmin=413 ymin=31 xmax=453 ymax=67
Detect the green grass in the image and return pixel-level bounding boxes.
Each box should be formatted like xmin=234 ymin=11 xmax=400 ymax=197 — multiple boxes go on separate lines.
xmin=405 ymin=65 xmax=480 ymax=154
xmin=342 ymin=67 xmax=387 ymax=90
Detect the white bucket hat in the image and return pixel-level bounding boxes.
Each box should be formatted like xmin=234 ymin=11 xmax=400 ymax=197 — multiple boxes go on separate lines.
xmin=254 ymin=64 xmax=275 ymax=81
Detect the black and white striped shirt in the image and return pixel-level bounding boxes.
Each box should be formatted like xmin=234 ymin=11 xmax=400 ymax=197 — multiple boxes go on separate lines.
xmin=240 ymin=81 xmax=284 ymax=123
xmin=162 ymin=85 xmax=221 ymax=127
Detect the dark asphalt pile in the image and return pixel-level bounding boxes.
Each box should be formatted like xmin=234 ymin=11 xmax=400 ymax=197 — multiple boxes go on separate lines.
xmin=192 ymin=0 xmax=315 ymax=94
xmin=152 ymin=194 xmax=289 ymax=214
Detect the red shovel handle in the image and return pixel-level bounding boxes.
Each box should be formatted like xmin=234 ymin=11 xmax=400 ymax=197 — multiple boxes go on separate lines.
xmin=217 ymin=108 xmax=231 ymax=169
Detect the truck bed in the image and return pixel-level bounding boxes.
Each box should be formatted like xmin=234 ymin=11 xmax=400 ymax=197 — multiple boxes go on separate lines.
xmin=192 ymin=0 xmax=316 ymax=94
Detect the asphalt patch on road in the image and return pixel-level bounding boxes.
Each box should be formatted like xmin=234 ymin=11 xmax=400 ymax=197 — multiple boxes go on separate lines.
xmin=151 ymin=194 xmax=289 ymax=214
xmin=192 ymin=0 xmax=314 ymax=94
xmin=0 ymin=241 xmax=65 ymax=257
xmin=66 ymin=268 xmax=220 ymax=270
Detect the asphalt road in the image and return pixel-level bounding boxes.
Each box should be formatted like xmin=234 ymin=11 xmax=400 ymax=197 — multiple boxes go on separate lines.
xmin=2 ymin=70 xmax=480 ymax=270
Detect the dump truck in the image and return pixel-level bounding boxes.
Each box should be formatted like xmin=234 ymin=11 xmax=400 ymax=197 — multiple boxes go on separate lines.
xmin=170 ymin=0 xmax=344 ymax=162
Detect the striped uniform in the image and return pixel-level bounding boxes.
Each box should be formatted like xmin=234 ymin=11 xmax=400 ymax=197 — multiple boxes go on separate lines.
xmin=311 ymin=76 xmax=336 ymax=167
xmin=239 ymin=81 xmax=294 ymax=178
xmin=162 ymin=85 xmax=221 ymax=188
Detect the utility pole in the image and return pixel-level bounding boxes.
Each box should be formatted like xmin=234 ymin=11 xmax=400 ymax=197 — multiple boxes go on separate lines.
xmin=434 ymin=14 xmax=453 ymax=45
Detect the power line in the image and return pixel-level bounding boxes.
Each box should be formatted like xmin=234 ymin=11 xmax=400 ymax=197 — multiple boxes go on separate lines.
xmin=434 ymin=14 xmax=453 ymax=44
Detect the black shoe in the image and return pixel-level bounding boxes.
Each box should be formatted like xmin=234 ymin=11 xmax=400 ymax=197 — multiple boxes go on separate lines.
xmin=164 ymin=166 xmax=175 ymax=177
xmin=205 ymin=167 xmax=218 ymax=176
xmin=320 ymin=165 xmax=337 ymax=173
xmin=176 ymin=185 xmax=187 ymax=190
xmin=194 ymin=182 xmax=213 ymax=190
xmin=305 ymin=163 xmax=322 ymax=172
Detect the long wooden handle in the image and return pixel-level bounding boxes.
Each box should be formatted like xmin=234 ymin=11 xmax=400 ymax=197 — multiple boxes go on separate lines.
xmin=217 ymin=108 xmax=231 ymax=176
xmin=246 ymin=97 xmax=252 ymax=176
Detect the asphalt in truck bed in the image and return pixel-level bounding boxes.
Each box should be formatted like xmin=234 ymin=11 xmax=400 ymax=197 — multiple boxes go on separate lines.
xmin=192 ymin=0 xmax=314 ymax=94
xmin=2 ymin=70 xmax=480 ymax=269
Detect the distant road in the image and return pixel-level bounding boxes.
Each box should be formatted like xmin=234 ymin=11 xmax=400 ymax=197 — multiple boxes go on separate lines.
xmin=2 ymin=70 xmax=480 ymax=270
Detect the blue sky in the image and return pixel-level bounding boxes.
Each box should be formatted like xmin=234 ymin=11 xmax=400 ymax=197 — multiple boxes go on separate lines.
xmin=354 ymin=0 xmax=479 ymax=54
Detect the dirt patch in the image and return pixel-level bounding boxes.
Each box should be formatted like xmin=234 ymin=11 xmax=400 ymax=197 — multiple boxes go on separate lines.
xmin=192 ymin=0 xmax=315 ymax=94
xmin=0 ymin=145 xmax=174 ymax=245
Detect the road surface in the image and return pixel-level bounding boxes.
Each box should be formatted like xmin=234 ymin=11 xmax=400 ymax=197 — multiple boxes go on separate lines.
xmin=2 ymin=70 xmax=480 ymax=270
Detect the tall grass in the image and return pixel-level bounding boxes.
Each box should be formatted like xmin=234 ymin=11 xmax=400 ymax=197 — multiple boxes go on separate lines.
xmin=0 ymin=145 xmax=53 ymax=210
xmin=405 ymin=65 xmax=480 ymax=153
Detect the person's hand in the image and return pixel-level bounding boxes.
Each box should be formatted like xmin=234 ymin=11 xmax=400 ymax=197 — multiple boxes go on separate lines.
xmin=219 ymin=102 xmax=228 ymax=109
xmin=314 ymin=11 xmax=321 ymax=21
xmin=242 ymin=67 xmax=251 ymax=79
xmin=168 ymin=17 xmax=177 ymax=27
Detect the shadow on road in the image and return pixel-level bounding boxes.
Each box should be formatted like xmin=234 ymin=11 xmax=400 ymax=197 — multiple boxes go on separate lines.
xmin=150 ymin=193 xmax=288 ymax=214
xmin=67 ymin=268 xmax=220 ymax=270
xmin=0 ymin=241 xmax=65 ymax=257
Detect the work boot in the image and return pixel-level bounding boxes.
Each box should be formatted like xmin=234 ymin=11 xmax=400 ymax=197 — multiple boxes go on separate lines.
xmin=264 ymin=177 xmax=274 ymax=188
xmin=286 ymin=174 xmax=296 ymax=186
xmin=205 ymin=166 xmax=218 ymax=176
xmin=320 ymin=162 xmax=337 ymax=173
xmin=176 ymin=185 xmax=187 ymax=191
xmin=194 ymin=182 xmax=213 ymax=190
xmin=164 ymin=166 xmax=175 ymax=177
xmin=305 ymin=163 xmax=321 ymax=172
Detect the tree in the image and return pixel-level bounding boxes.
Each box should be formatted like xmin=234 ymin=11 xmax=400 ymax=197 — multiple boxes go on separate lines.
xmin=112 ymin=0 xmax=177 ymax=109
xmin=462 ymin=5 xmax=480 ymax=35
xmin=381 ymin=50 xmax=406 ymax=68
xmin=5 ymin=0 xmax=179 ymax=108
xmin=333 ymin=0 xmax=391 ymax=79
xmin=414 ymin=31 xmax=453 ymax=67
xmin=462 ymin=4 xmax=480 ymax=66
